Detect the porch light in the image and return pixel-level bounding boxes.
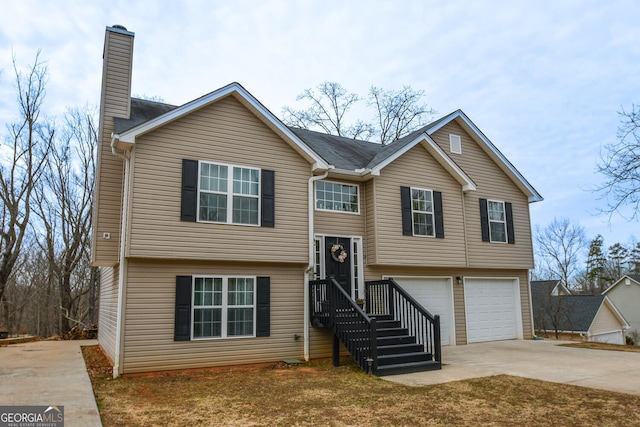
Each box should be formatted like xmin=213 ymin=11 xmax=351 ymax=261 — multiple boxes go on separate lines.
xmin=456 ymin=276 xmax=463 ymax=285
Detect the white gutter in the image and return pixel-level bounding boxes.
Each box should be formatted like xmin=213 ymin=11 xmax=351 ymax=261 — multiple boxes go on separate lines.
xmin=304 ymin=167 xmax=332 ymax=361
xmin=110 ymin=133 xmax=130 ymax=378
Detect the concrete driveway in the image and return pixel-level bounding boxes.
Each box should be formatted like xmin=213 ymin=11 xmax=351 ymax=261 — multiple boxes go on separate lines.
xmin=0 ymin=340 xmax=102 ymax=427
xmin=386 ymin=339 xmax=640 ymax=396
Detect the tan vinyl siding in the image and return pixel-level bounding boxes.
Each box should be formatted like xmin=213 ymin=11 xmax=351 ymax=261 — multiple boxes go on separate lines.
xmin=364 ymin=181 xmax=378 ymax=264
xmin=98 ymin=266 xmax=118 ymax=363
xmin=372 ymin=145 xmax=467 ymax=267
xmin=121 ymin=260 xmax=307 ymax=373
xmin=431 ymin=122 xmax=534 ymax=269
xmin=605 ymin=283 xmax=640 ymax=332
xmin=365 ymin=266 xmax=532 ymax=344
xmin=591 ymin=303 xmax=623 ymax=334
xmin=92 ymin=29 xmax=133 ymax=266
xmin=314 ymin=181 xmax=365 ymax=237
xmin=101 ymin=31 xmax=133 ymax=119
xmin=127 ymin=96 xmax=311 ymax=263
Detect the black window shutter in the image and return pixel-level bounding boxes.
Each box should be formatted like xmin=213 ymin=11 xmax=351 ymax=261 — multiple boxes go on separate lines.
xmin=433 ymin=191 xmax=444 ymax=238
xmin=400 ymin=186 xmax=413 ymax=236
xmin=479 ymin=198 xmax=490 ymax=242
xmin=505 ymin=202 xmax=515 ymax=244
xmin=174 ymin=275 xmax=192 ymax=341
xmin=256 ymin=276 xmax=270 ymax=337
xmin=261 ymin=170 xmax=275 ymax=227
xmin=181 ymin=159 xmax=198 ymax=222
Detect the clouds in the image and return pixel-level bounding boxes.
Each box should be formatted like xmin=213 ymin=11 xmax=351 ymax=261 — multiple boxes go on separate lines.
xmin=0 ymin=0 xmax=638 ymax=247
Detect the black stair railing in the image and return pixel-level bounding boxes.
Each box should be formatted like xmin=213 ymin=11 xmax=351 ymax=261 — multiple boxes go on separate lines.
xmin=309 ymin=278 xmax=378 ymax=373
xmin=366 ymin=278 xmax=441 ymax=364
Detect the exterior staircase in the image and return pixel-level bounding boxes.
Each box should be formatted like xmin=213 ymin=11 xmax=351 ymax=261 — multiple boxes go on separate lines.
xmin=310 ymin=278 xmax=441 ymax=376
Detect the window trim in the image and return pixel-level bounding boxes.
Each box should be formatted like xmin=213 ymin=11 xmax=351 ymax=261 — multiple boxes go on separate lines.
xmin=191 ymin=275 xmax=257 ymax=340
xmin=197 ymin=160 xmax=261 ymax=226
xmin=410 ymin=187 xmax=436 ymax=238
xmin=487 ymin=199 xmax=508 ymax=243
xmin=315 ymin=180 xmax=360 ymax=214
xmin=449 ymin=134 xmax=462 ymax=154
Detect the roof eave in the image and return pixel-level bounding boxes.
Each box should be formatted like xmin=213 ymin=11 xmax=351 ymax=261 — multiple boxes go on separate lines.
xmin=326 ymin=167 xmax=374 ymax=181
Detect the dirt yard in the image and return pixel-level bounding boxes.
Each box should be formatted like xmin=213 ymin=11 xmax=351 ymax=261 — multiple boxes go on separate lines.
xmin=83 ymin=345 xmax=640 ymax=426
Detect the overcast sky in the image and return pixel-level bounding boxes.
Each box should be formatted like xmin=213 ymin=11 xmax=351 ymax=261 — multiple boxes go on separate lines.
xmin=1 ymin=0 xmax=639 ymax=255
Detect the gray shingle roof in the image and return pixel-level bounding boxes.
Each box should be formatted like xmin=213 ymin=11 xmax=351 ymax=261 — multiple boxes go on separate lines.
xmin=114 ymin=98 xmax=178 ymax=133
xmin=531 ymin=280 xmax=605 ymax=332
xmin=287 ymin=127 xmax=382 ymax=170
xmin=113 ymin=97 xmax=445 ymax=170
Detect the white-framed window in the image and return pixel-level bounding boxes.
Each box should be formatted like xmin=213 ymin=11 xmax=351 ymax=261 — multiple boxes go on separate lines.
xmin=449 ymin=134 xmax=462 ymax=154
xmin=411 ymin=188 xmax=435 ymax=237
xmin=198 ymin=161 xmax=260 ymax=225
xmin=313 ymin=239 xmax=322 ymax=280
xmin=488 ymin=200 xmax=507 ymax=243
xmin=192 ymin=276 xmax=255 ymax=339
xmin=315 ymin=181 xmax=359 ymax=213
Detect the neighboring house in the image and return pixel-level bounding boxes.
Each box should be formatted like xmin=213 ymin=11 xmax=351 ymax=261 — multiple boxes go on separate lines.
xmin=93 ymin=25 xmax=543 ymax=376
xmin=603 ymin=275 xmax=640 ymax=335
xmin=531 ymin=280 xmax=629 ymax=344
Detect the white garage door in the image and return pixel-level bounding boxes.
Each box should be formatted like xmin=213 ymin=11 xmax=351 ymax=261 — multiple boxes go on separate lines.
xmin=390 ymin=277 xmax=454 ymax=346
xmin=465 ymin=278 xmax=520 ymax=343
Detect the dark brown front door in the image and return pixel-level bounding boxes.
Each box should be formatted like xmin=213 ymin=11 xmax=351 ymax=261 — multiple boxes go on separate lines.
xmin=325 ymin=237 xmax=352 ymax=296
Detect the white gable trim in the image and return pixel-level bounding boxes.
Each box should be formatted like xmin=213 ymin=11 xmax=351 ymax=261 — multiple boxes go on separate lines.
xmin=370 ymin=134 xmax=476 ymax=192
xmin=551 ymin=282 xmax=571 ymax=296
xmin=113 ymin=82 xmax=329 ymax=171
xmin=586 ymin=297 xmax=630 ymax=333
xmin=603 ymin=275 xmax=640 ymax=295
xmin=427 ymin=110 xmax=543 ymax=203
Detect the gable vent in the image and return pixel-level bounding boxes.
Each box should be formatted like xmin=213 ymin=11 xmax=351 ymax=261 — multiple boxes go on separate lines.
xmin=449 ymin=134 xmax=462 ymax=154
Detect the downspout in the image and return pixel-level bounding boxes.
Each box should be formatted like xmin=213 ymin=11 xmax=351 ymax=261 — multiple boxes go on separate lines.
xmin=304 ymin=167 xmax=332 ymax=361
xmin=110 ymin=133 xmax=130 ymax=378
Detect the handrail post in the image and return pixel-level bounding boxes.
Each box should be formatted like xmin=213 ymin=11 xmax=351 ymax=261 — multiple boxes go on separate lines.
xmin=388 ymin=280 xmax=395 ymax=319
xmin=369 ymin=317 xmax=377 ymax=374
xmin=434 ymin=315 xmax=441 ymax=363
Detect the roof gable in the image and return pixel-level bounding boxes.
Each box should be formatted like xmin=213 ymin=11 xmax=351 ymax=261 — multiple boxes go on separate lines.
xmin=603 ymin=274 xmax=640 ymax=295
xmin=426 ymin=110 xmax=542 ymax=203
xmin=112 ymin=83 xmax=329 ymax=171
xmin=531 ymin=281 xmax=628 ymax=332
xmin=369 ymin=133 xmax=477 ymax=191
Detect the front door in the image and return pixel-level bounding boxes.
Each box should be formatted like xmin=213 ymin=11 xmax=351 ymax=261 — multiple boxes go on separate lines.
xmin=324 ymin=237 xmax=352 ymax=296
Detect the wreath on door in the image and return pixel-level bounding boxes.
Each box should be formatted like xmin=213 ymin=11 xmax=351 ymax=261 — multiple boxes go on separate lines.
xmin=331 ymin=244 xmax=347 ymax=263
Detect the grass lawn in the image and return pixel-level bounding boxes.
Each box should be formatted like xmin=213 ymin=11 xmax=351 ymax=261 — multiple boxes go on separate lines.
xmin=83 ymin=345 xmax=640 ymax=426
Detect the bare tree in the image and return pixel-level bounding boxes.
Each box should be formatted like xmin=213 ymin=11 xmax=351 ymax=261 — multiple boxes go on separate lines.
xmin=598 ymin=104 xmax=640 ymax=219
xmin=534 ymin=218 xmax=587 ymax=290
xmin=369 ymin=86 xmax=435 ymax=144
xmin=0 ymin=52 xmax=53 ymax=329
xmin=282 ymin=82 xmax=434 ymax=144
xmin=282 ymin=82 xmax=374 ymax=140
xmin=33 ymin=105 xmax=96 ymax=333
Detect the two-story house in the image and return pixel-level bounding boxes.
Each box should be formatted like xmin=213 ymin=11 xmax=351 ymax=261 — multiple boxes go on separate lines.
xmin=93 ymin=25 xmax=542 ymax=377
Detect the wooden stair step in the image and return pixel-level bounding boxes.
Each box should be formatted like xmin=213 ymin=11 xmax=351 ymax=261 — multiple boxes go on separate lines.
xmin=375 ymin=360 xmax=441 ymax=376
xmin=377 ymin=351 xmax=432 ymax=366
